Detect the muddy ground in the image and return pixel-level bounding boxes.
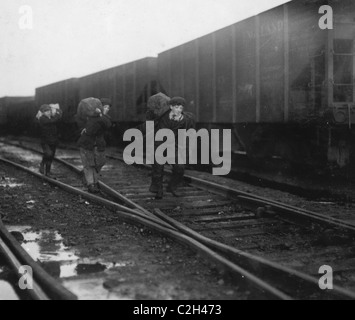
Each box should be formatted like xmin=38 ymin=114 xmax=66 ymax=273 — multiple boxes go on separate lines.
xmin=0 ymin=162 xmax=261 ymax=300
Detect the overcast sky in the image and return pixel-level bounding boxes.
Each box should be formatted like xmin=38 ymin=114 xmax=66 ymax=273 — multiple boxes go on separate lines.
xmin=0 ymin=0 xmax=290 ymax=97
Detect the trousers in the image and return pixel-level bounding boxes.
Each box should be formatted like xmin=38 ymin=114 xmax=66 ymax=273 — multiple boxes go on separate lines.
xmin=41 ymin=143 xmax=57 ymax=174
xmin=151 ymin=162 xmax=185 ymax=191
xmin=80 ymin=147 xmax=106 ymax=186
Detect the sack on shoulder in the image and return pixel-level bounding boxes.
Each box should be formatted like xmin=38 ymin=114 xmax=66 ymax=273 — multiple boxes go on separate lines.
xmin=146 ymin=92 xmax=170 ymax=121
xmin=76 ymin=97 xmax=103 ymax=127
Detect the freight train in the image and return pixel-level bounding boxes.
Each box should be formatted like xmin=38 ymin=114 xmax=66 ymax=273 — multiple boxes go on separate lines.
xmin=1 ymin=0 xmax=355 ymax=175
xmin=0 ymin=96 xmax=36 ymax=135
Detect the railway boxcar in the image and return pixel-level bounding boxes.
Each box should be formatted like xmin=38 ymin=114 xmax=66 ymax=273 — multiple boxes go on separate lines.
xmin=78 ymin=57 xmax=162 ymax=123
xmin=0 ymin=97 xmax=36 ymax=135
xmin=78 ymin=57 xmax=163 ymax=144
xmin=0 ymin=98 xmax=7 ymax=127
xmin=158 ymin=0 xmax=355 ymax=174
xmin=35 ymin=78 xmax=80 ymax=123
xmin=36 ymin=78 xmax=80 ymax=140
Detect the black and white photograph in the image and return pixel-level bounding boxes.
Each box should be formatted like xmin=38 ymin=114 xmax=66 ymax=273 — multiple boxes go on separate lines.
xmin=1 ymin=0 xmax=355 ymax=303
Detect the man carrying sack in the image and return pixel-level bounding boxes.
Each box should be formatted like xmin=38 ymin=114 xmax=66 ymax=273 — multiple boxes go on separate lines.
xmin=36 ymin=103 xmax=63 ymax=177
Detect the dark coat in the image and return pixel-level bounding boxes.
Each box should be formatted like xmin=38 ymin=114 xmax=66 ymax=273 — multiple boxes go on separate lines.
xmin=39 ymin=111 xmax=62 ymax=145
xmin=77 ymin=115 xmax=112 ymax=151
xmin=156 ymin=111 xmax=195 ymax=135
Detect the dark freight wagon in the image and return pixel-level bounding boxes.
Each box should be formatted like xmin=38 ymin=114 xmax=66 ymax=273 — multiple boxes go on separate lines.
xmin=0 ymin=98 xmax=7 ymax=126
xmin=2 ymin=0 xmax=355 ymax=175
xmin=78 ymin=57 xmax=163 ymax=143
xmin=0 ymin=97 xmax=36 ymax=134
xmin=35 ymin=78 xmax=80 ymax=123
xmin=158 ymin=0 xmax=355 ymax=172
xmin=35 ymin=78 xmax=80 ymax=140
xmin=79 ymin=57 xmax=162 ymax=123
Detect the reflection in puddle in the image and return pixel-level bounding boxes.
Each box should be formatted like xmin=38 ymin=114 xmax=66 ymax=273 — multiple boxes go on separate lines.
xmin=0 ymin=177 xmax=24 ymax=188
xmin=0 ymin=252 xmax=19 ymax=300
xmin=0 ymin=143 xmax=42 ymax=174
xmin=101 ymin=165 xmax=115 ymax=172
xmin=5 ymin=226 xmax=124 ymax=279
xmin=0 ymin=280 xmax=19 ymax=300
xmin=0 ymin=145 xmax=41 ymax=162
xmin=6 ymin=226 xmax=79 ymax=278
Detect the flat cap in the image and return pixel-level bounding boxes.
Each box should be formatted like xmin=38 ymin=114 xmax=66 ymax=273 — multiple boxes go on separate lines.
xmin=169 ymin=97 xmax=186 ymax=107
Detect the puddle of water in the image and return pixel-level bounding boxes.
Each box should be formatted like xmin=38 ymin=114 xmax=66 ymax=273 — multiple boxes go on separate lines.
xmin=0 ymin=145 xmax=41 ymax=162
xmin=101 ymin=165 xmax=115 ymax=172
xmin=5 ymin=226 xmax=123 ymax=278
xmin=0 ymin=280 xmax=19 ymax=300
xmin=0 ymin=250 xmax=20 ymax=300
xmin=60 ymin=262 xmax=80 ymax=278
xmin=6 ymin=226 xmax=79 ymax=278
xmin=62 ymin=278 xmax=127 ymax=300
xmin=0 ymin=177 xmax=24 ymax=188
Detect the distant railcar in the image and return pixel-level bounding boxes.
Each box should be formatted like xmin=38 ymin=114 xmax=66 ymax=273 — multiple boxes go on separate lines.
xmin=77 ymin=57 xmax=164 ymax=144
xmin=0 ymin=96 xmax=36 ymax=134
xmin=35 ymin=78 xmax=80 ymax=140
xmin=78 ymin=57 xmax=163 ymax=124
xmin=158 ymin=0 xmax=355 ymax=171
xmin=35 ymin=78 xmax=80 ymax=123
xmin=33 ymin=58 xmax=162 ymax=142
xmin=0 ymin=98 xmax=7 ymax=126
xmin=5 ymin=0 xmax=354 ymax=174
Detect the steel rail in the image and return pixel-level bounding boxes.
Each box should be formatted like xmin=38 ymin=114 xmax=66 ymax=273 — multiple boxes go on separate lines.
xmin=0 ymin=234 xmax=49 ymax=300
xmin=0 ymin=219 xmax=77 ymax=300
xmin=237 ymin=195 xmax=355 ymax=231
xmin=0 ymin=156 xmax=291 ymax=300
xmin=106 ymin=153 xmax=355 ymax=232
xmin=153 ymin=208 xmax=355 ymax=300
xmin=53 ymin=157 xmax=155 ymax=219
xmin=0 ymin=140 xmax=155 ymax=219
xmin=184 ymin=176 xmax=355 ymax=233
xmin=0 ymin=157 xmax=176 ymax=232
xmin=3 ymin=140 xmax=355 ymax=299
xmin=6 ymin=139 xmax=354 ymax=233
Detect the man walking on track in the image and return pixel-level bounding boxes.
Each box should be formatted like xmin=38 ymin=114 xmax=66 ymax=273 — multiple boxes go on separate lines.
xmin=77 ymin=98 xmax=112 ymax=194
xmin=36 ymin=103 xmax=62 ymax=177
xmin=148 ymin=95 xmax=195 ymax=199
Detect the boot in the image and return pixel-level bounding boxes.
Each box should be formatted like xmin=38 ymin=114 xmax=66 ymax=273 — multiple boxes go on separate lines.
xmin=155 ymin=187 xmax=163 ymax=200
xmin=39 ymin=162 xmax=45 ymax=175
xmin=149 ymin=184 xmax=160 ymax=194
xmin=45 ymin=163 xmax=53 ymax=178
xmin=166 ymin=184 xmax=182 ymax=197
xmin=151 ymin=163 xmax=164 ymax=199
xmin=150 ymin=181 xmax=163 ymax=199
xmin=88 ymin=184 xmax=99 ymax=194
xmin=81 ymin=170 xmax=87 ymax=187
xmin=167 ymin=166 xmax=184 ymax=197
xmin=167 ymin=176 xmax=182 ymax=197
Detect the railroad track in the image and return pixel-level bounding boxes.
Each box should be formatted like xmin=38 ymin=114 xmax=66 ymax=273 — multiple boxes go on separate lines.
xmin=1 ymin=139 xmax=355 ymax=300
xmin=0 ymin=217 xmax=77 ymax=300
